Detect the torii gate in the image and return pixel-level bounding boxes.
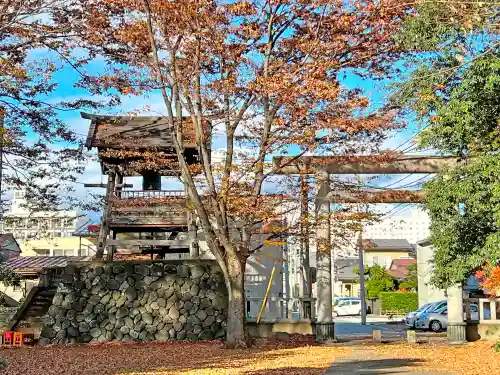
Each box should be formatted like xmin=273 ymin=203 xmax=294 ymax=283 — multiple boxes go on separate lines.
xmin=273 ymin=154 xmax=466 ymax=343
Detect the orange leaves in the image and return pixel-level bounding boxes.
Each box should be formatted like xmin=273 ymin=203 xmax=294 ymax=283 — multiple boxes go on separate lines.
xmin=110 ymin=196 xmax=186 ymax=210
xmin=115 ymin=21 xmax=151 ymax=54
xmin=0 ymin=340 xmax=347 ymax=375
xmin=224 ymin=1 xmax=256 ymax=16
xmin=475 ymin=264 xmax=500 ymax=296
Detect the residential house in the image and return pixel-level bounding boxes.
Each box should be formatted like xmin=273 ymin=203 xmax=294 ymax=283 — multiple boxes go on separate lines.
xmin=21 ymin=236 xmax=97 ymax=258
xmin=363 ymin=239 xmax=414 ymax=269
xmin=332 ymin=258 xmax=359 ymax=298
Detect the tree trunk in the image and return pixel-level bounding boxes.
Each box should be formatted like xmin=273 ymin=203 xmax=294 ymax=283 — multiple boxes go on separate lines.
xmin=225 ymin=254 xmax=248 ymax=348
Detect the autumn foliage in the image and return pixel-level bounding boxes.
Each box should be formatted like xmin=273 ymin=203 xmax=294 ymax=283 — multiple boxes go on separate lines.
xmin=475 ymin=265 xmax=500 ymax=297
xmin=54 ymin=0 xmax=412 ymax=347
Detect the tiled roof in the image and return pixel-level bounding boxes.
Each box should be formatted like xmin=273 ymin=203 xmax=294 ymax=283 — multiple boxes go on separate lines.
xmin=388 ymin=258 xmax=416 ymax=279
xmin=0 ymin=233 xmax=21 ymax=254
xmin=334 ymin=258 xmax=359 ymax=281
xmin=362 ymin=239 xmax=413 ymax=251
xmin=6 ymin=256 xmax=92 ymax=273
xmin=391 ymin=259 xmax=416 ymax=267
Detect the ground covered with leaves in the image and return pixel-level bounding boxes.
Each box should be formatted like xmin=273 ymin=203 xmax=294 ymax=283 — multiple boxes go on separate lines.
xmin=0 ymin=339 xmax=348 ymax=375
xmin=359 ymin=340 xmax=500 ymax=375
xmin=0 ymin=339 xmax=498 ymax=375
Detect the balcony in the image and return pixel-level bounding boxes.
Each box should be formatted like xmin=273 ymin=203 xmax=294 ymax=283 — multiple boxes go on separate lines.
xmin=116 ymin=190 xmax=185 ymax=199
xmin=109 ymin=190 xmax=188 ymax=227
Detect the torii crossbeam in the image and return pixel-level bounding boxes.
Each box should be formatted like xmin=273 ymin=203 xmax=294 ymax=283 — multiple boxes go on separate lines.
xmin=273 ymin=155 xmax=460 ymax=174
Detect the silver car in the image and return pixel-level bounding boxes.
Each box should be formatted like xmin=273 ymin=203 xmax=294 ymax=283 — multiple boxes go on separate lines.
xmin=406 ymin=300 xmax=447 ymax=328
xmin=405 ymin=302 xmax=441 ymax=328
xmin=415 ymin=304 xmax=479 ymax=332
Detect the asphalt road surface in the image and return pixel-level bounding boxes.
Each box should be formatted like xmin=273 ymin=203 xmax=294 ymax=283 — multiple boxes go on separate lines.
xmin=333 ymin=316 xmax=408 ymax=340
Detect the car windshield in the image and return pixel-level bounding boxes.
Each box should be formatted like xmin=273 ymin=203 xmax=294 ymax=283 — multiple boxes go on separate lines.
xmin=417 ymin=303 xmax=432 ymax=312
xmin=334 ymin=298 xmax=358 ymax=306
xmin=428 ymin=302 xmax=446 ymax=312
xmin=434 ymin=305 xmax=447 ymax=314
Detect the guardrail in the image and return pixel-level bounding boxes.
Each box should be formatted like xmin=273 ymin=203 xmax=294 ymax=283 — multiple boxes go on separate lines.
xmin=115 ymin=190 xmax=185 ymax=199
xmin=245 ymin=297 xmax=316 ymax=321
xmin=464 ymin=297 xmax=500 ymax=323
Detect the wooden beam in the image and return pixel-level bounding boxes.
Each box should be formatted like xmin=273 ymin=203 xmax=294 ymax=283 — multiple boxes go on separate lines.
xmin=326 ymin=189 xmax=425 ymax=203
xmin=107 ymin=239 xmax=192 ymax=247
xmin=273 ymin=155 xmax=461 ymax=175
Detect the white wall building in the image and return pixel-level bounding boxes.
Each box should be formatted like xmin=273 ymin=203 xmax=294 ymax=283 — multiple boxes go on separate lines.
xmin=363 ymin=206 xmax=431 ymax=245
xmin=2 ymin=190 xmax=86 ymax=241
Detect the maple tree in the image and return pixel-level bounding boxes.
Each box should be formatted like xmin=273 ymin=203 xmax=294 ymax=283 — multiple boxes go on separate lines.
xmin=0 ymin=0 xmax=112 ymax=213
xmin=65 ymin=0 xmax=408 ymax=347
xmin=476 ymin=265 xmax=500 ymax=297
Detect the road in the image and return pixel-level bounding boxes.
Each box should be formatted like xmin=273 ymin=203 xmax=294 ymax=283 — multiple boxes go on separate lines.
xmin=334 ymin=316 xmax=408 ymax=340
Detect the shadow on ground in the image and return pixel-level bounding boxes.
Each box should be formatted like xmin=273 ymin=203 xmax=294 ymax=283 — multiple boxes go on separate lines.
xmin=325 ymin=358 xmax=427 ymax=374
xmin=244 ymin=358 xmax=427 ymax=375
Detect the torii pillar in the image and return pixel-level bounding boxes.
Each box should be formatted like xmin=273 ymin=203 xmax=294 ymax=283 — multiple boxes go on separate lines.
xmin=314 ymin=170 xmax=335 ymax=342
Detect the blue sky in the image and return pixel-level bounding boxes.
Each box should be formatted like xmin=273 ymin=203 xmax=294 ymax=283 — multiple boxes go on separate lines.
xmin=20 ymin=48 xmax=433 ymax=220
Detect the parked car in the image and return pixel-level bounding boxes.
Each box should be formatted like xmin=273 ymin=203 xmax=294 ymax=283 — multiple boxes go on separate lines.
xmin=405 ymin=302 xmax=439 ymax=328
xmin=333 ymin=298 xmax=361 ymax=316
xmin=415 ymin=303 xmax=479 ymax=332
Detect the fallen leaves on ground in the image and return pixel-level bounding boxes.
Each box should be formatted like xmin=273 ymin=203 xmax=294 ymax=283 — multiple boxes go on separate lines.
xmin=1 ymin=339 xmax=499 ymax=375
xmin=359 ymin=340 xmax=500 ymax=375
xmin=0 ymin=339 xmax=349 ymax=375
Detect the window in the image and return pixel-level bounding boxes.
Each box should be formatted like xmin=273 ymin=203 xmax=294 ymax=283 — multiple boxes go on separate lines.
xmin=64 ymin=218 xmax=75 ymax=227
xmin=13 ymin=280 xmax=21 ymax=292
xmin=53 ymin=249 xmax=64 ymax=256
xmin=63 ymin=249 xmax=75 ymax=256
xmin=351 ymin=301 xmax=361 ymax=306
xmin=35 ymin=249 xmax=50 ymax=256
xmin=27 ymin=219 xmax=38 ymax=229
xmin=53 ymin=232 xmax=61 ymax=237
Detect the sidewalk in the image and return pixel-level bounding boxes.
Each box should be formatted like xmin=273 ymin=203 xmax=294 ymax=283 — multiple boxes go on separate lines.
xmin=325 ymin=348 xmax=454 ymax=374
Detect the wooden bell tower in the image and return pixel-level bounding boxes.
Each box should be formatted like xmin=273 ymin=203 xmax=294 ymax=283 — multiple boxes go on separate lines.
xmin=82 ymin=113 xmax=202 ymax=260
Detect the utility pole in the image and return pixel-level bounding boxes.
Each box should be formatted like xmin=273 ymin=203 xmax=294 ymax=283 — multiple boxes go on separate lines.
xmin=357 ymin=230 xmax=367 ymax=325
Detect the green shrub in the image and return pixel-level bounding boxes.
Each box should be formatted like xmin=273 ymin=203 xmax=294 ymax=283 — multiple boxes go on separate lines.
xmin=494 ymin=342 xmax=500 ymax=353
xmin=380 ymin=292 xmax=418 ymax=315
xmin=0 ymin=358 xmax=7 ymax=369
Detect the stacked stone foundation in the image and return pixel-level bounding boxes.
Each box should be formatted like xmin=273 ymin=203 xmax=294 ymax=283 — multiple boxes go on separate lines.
xmin=39 ymin=260 xmax=228 ymax=345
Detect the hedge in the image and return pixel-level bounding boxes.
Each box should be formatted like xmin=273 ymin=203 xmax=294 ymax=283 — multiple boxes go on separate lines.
xmin=380 ymin=292 xmax=418 ymax=315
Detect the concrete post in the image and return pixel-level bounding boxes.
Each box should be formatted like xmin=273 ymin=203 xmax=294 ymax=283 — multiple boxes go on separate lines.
xmin=300 ymin=176 xmax=311 ymax=298
xmin=314 ymin=170 xmax=335 ymax=342
xmin=372 ymin=329 xmax=382 ymax=343
xmin=407 ymin=330 xmax=417 ymax=344
xmin=446 ymin=284 xmax=467 ymax=344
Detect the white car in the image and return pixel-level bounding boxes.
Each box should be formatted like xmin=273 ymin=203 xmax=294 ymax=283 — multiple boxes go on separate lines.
xmin=333 ymin=298 xmax=362 ymax=317
xmin=415 ymin=304 xmax=479 ymax=332
xmin=405 ymin=300 xmax=447 ymax=328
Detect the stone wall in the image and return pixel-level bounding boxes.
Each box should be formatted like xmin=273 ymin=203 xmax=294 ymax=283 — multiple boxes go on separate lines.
xmin=39 ymin=260 xmax=228 ymax=345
